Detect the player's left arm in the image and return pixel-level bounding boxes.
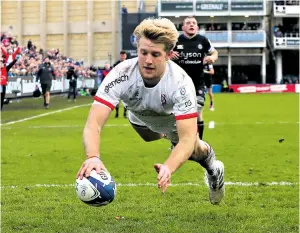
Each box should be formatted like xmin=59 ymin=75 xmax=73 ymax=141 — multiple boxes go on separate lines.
xmin=203 ymin=37 xmax=218 ymax=64
xmin=156 ymin=78 xmax=198 ymax=192
xmin=164 ymin=117 xmax=197 ymax=173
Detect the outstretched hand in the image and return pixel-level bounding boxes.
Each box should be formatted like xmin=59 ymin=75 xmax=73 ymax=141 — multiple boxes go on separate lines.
xmin=154 ymin=164 xmax=171 ymax=193
xmin=76 ymin=157 xmax=107 ymax=179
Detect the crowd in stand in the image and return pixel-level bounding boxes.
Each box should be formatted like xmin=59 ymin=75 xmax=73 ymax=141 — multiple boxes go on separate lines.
xmin=0 ymin=32 xmax=109 ymax=83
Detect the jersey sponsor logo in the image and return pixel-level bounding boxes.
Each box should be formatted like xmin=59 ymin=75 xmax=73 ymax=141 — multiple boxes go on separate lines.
xmin=178 ymin=60 xmax=202 ymax=65
xmin=179 ymin=51 xmax=202 ymax=60
xmin=177 ymin=45 xmax=184 ymax=49
xmin=104 ymin=74 xmax=129 ymax=93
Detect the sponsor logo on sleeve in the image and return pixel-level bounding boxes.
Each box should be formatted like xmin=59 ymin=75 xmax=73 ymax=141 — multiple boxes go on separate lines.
xmin=104 ymin=74 xmax=129 ymax=93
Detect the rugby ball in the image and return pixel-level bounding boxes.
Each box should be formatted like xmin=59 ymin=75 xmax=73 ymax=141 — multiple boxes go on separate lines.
xmin=75 ymin=170 xmax=116 ymax=207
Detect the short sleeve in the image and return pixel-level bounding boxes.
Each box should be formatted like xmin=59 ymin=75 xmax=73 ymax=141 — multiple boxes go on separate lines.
xmin=203 ymin=37 xmax=215 ymax=54
xmin=93 ymin=68 xmax=128 ymax=110
xmin=172 ymin=78 xmax=198 ymax=120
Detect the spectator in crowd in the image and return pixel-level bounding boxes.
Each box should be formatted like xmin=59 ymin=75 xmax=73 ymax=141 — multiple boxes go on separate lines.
xmin=122 ymin=5 xmax=128 ymax=14
xmin=1 ymin=45 xmax=21 ymax=64
xmin=113 ymin=50 xmax=127 ymax=67
xmin=1 ymin=54 xmax=18 ymax=110
xmin=27 ymin=39 xmax=33 ymax=50
xmin=101 ymin=62 xmax=111 ymax=79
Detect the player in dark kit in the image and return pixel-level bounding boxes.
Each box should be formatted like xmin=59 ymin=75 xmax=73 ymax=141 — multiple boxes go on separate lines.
xmin=170 ymin=16 xmax=218 ymax=140
xmin=203 ymin=63 xmax=215 ymax=111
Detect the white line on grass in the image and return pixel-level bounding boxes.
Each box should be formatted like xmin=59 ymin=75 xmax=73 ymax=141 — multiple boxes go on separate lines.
xmin=1 ymin=121 xmax=299 ymax=130
xmin=0 ymin=181 xmax=298 ymax=189
xmin=1 ymin=104 xmax=91 ymax=126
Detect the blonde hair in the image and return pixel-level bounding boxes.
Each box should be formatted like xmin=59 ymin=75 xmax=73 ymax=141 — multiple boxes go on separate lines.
xmin=133 ymin=17 xmax=178 ymax=52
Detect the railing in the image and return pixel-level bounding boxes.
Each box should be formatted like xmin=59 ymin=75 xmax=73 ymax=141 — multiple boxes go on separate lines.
xmin=231 ymin=31 xmax=265 ymax=42
xmin=158 ymin=0 xmax=266 ymax=16
xmin=179 ymin=30 xmax=266 ymax=47
xmin=273 ymin=1 xmax=300 ymax=16
xmin=6 ymin=75 xmax=97 ymax=98
xmin=273 ymin=36 xmax=300 ymax=49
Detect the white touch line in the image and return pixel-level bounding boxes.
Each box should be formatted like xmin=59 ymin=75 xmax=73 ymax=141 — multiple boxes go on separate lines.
xmin=1 ymin=104 xmax=91 ymax=126
xmin=0 ymin=182 xmax=298 ymax=189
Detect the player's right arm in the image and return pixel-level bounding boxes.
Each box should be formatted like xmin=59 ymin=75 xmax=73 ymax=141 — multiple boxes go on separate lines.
xmin=77 ymin=67 xmax=123 ymax=179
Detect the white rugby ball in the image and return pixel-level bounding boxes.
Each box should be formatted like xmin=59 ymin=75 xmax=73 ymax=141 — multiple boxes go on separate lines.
xmin=75 ymin=170 xmax=116 ymax=207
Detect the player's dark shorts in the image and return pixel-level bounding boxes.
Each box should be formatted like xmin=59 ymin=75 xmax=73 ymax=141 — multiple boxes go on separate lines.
xmin=204 ymin=73 xmax=212 ymax=88
xmin=195 ymin=85 xmax=206 ymax=107
xmin=41 ymin=83 xmax=51 ymax=94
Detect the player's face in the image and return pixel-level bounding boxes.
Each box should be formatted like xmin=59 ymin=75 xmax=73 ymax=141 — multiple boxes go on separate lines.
xmin=137 ymin=37 xmax=170 ymax=80
xmin=182 ymin=18 xmax=199 ymax=37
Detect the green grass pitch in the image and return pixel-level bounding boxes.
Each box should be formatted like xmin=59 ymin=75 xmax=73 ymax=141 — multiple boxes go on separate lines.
xmin=1 ymin=93 xmax=299 ymax=233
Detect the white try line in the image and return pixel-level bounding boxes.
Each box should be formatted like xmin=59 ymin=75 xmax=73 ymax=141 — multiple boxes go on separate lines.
xmin=0 ymin=181 xmax=298 ymax=189
xmin=1 ymin=104 xmax=91 ymax=126
xmin=1 ymin=121 xmax=299 ymax=130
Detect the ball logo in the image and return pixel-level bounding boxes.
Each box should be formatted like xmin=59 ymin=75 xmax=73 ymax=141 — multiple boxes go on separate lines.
xmin=99 ymin=171 xmax=108 ymax=180
xmin=130 ymin=34 xmax=137 ymax=48
xmin=81 ymin=190 xmax=86 ymax=196
xmin=198 ymin=44 xmax=203 ymax=50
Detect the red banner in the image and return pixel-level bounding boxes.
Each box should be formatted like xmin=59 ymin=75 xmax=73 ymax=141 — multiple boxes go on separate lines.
xmin=229 ymin=84 xmax=297 ymax=93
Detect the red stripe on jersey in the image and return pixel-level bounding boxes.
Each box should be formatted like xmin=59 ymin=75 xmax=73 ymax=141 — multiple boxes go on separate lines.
xmin=94 ymin=96 xmax=115 ymax=110
xmin=175 ymin=112 xmax=198 ymax=120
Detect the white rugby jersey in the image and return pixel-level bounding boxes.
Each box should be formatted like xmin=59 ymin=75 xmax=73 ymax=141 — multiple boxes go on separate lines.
xmin=93 ymin=57 xmax=198 ymax=143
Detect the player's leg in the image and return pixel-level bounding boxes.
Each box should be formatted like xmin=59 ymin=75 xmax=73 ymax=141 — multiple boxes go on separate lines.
xmin=208 ymin=87 xmax=214 ymax=111
xmin=1 ymin=85 xmax=6 ymax=110
xmin=130 ymin=122 xmax=163 ymax=142
xmin=41 ymin=84 xmax=47 ymax=107
xmin=115 ymin=103 xmax=119 ymax=118
xmin=204 ymin=74 xmax=214 ymax=111
xmin=189 ymin=138 xmax=225 ymax=204
xmin=72 ymin=86 xmax=76 ymax=101
xmin=123 ymin=106 xmax=127 ymax=118
xmin=45 ymin=84 xmax=51 ymax=109
xmin=196 ymin=86 xmax=205 ymax=140
xmin=67 ymin=86 xmax=72 ymax=100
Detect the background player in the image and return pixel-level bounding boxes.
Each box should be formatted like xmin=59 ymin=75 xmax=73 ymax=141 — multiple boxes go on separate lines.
xmin=76 ymin=18 xmax=225 ymax=205
xmin=170 ymin=16 xmax=218 ymax=140
xmin=203 ymin=62 xmax=215 ymax=111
